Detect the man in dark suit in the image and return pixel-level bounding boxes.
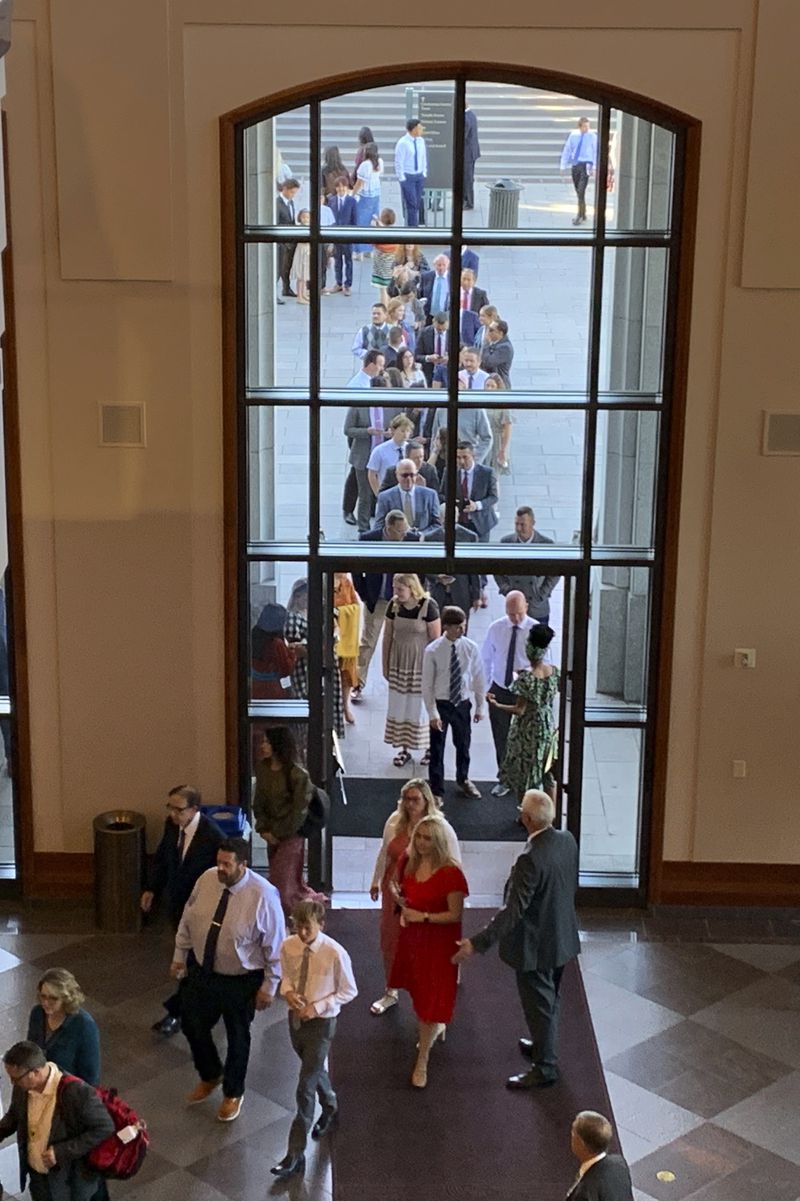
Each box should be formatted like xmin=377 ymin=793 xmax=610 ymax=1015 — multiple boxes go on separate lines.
xmin=458 ymin=267 xmax=489 ymax=316
xmin=325 ymin=180 xmax=357 ymax=295
xmin=381 ymin=441 xmax=439 ymax=492
xmin=495 ymin=506 xmax=561 ymax=622
xmin=480 ymin=319 xmax=515 ymax=387
xmin=276 ymin=178 xmax=301 ymax=302
xmin=463 ymin=103 xmax=481 ymax=210
xmin=0 ymin=1040 xmax=115 ymax=1200
xmin=419 ymin=255 xmax=451 ymax=324
xmin=454 ymin=791 xmax=580 ymax=1088
xmin=440 ymin=441 xmax=499 ymax=542
xmin=568 ymin=1111 xmax=634 ymax=1200
xmin=416 ymin=313 xmax=450 ymax=386
xmin=141 ymin=785 xmax=223 ymax=1036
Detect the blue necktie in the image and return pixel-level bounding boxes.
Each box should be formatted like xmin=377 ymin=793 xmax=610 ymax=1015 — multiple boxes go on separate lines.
xmin=413 ymin=138 xmax=418 ymax=172
xmin=574 ymin=133 xmax=586 ymax=163
xmin=449 ymin=642 xmax=462 ymax=705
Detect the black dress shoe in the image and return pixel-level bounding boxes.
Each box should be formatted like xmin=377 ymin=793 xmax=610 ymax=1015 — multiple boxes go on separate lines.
xmin=312 ymin=1108 xmax=338 ymax=1139
xmin=343 ymin=512 xmax=357 ymax=526
xmin=519 ymin=1037 xmax=534 ymax=1059
xmin=283 ymin=288 xmax=298 ymax=298
xmin=271 ymin=1153 xmax=305 ymax=1180
xmin=507 ymin=1068 xmax=559 ymax=1090
xmin=151 ymin=1015 xmax=181 ymax=1037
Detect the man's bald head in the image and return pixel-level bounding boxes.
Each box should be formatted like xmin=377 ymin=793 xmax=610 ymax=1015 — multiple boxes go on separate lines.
xmin=505 ymin=591 xmax=528 ymax=624
xmin=520 ymin=790 xmax=555 ymax=833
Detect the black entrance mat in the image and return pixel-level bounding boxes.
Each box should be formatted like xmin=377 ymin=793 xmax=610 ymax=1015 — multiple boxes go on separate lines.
xmin=331 ymin=775 xmax=527 ymax=842
xmin=327 ymin=908 xmax=616 ymax=1201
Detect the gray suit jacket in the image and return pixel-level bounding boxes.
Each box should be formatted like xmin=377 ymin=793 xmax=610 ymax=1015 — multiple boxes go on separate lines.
xmin=343 ymin=406 xmax=402 ymax=468
xmin=570 ymin=1154 xmax=634 ymax=1201
xmin=440 ymin=463 xmax=499 ymax=540
xmin=471 ymin=827 xmax=580 ymax=972
xmin=495 ymin=530 xmax=560 ymax=621
xmin=373 ymin=484 xmax=442 ymax=538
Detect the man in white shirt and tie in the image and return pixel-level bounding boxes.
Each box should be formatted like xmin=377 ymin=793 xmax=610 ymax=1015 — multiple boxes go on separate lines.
xmin=394 ymin=118 xmax=428 ymax=227
xmin=367 ymin=413 xmax=415 ymax=495
xmin=480 ymin=591 xmax=535 ymax=796
xmin=422 ymin=605 xmax=486 ymax=800
xmin=458 ymin=347 xmax=489 ymax=391
xmin=272 ymin=899 xmax=357 ymax=1181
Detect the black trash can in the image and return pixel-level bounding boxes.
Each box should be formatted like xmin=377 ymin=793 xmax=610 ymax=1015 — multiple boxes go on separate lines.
xmin=93 ymin=810 xmax=146 ymax=933
xmin=487 ymin=179 xmax=522 ymax=229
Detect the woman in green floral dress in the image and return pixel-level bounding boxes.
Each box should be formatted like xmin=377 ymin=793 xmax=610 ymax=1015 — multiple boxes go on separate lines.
xmin=487 ymin=624 xmax=559 ymax=800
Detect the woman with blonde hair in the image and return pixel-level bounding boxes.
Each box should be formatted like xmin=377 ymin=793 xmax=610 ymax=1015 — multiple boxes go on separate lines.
xmin=389 ymin=815 xmax=469 ymax=1088
xmin=369 ymin=779 xmax=460 ymax=1015
xmin=27 ymin=967 xmax=101 ymax=1085
xmin=382 ymin=573 xmax=440 ymax=768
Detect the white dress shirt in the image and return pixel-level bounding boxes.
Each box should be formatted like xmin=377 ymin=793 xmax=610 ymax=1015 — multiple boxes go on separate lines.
xmin=279 ymin=931 xmax=358 ymax=1018
xmin=394 ymin=133 xmax=428 ymax=180
xmin=175 ymin=867 xmax=286 ymax=991
xmin=422 ymin=634 xmax=487 ymax=722
xmin=371 ymin=810 xmax=461 ymax=890
xmin=480 ymin=614 xmax=535 ymax=688
xmin=578 ymin=1151 xmax=607 ymax=1179
xmin=458 ymin=367 xmax=489 ymax=390
xmin=179 ymin=809 xmax=201 ymax=859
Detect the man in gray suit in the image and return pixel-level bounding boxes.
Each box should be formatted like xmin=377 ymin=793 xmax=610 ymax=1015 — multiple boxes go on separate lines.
xmin=454 ymin=790 xmax=579 ymax=1088
xmin=342 ymin=367 xmax=399 ymax=532
xmin=439 ymin=441 xmax=499 ymax=542
xmin=495 ymin=506 xmax=561 ymax=622
xmin=568 ymin=1111 xmax=634 ymax=1200
xmin=373 ymin=458 xmax=442 ymax=538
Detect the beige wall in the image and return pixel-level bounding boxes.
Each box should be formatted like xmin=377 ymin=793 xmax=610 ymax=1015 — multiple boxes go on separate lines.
xmin=4 ymin=0 xmax=799 ymax=863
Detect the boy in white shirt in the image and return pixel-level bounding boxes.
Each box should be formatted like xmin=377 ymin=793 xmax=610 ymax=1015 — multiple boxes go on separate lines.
xmin=271 ymin=901 xmax=357 ymax=1181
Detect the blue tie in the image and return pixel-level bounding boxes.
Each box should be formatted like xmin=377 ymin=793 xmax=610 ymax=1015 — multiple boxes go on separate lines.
xmin=413 ymin=138 xmax=418 ymax=172
xmin=574 ymin=133 xmax=586 ymax=163
xmin=449 ymin=642 xmax=462 ymax=705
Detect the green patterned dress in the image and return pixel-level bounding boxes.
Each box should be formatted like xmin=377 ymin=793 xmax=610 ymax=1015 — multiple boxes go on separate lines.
xmin=499 ymin=667 xmax=560 ymax=796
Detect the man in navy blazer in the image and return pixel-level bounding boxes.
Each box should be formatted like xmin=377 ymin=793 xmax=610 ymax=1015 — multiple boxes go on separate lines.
xmin=141 ymin=784 xmax=224 ymax=1036
xmin=325 ymin=179 xmax=358 ymax=295
xmin=454 ymin=791 xmax=580 ymax=1088
xmin=568 ymin=1111 xmax=634 ymax=1200
xmin=439 ymin=441 xmax=499 ymax=542
xmin=373 ymin=458 xmax=442 ymax=538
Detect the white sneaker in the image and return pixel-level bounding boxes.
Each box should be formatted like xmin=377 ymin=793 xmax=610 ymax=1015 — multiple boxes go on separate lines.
xmin=491 ymin=782 xmax=510 ymax=797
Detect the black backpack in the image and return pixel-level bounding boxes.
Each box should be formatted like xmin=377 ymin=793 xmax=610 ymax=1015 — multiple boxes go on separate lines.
xmin=299 ymin=786 xmax=329 ymax=838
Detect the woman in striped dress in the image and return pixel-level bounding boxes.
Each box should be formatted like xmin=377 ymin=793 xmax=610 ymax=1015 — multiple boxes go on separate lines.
xmin=382 ymin=574 xmax=440 ymax=768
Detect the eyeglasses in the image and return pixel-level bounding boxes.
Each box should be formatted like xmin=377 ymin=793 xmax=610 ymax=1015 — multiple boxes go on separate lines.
xmin=7 ymin=1067 xmax=35 ymax=1084
xmin=399 ymin=472 xmax=417 ymax=479
xmin=166 ymin=804 xmax=190 ymax=813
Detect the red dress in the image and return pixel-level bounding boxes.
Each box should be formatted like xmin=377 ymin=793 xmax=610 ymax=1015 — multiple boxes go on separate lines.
xmin=389 ymin=863 xmax=469 ymax=1023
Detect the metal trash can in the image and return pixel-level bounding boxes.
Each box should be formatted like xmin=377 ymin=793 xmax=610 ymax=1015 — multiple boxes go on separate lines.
xmin=93 ymin=810 xmax=146 ymax=933
xmin=487 ymin=179 xmax=522 ymax=229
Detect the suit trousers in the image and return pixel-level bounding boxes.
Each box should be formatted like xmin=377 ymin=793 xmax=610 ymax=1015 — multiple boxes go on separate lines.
xmin=515 ymin=964 xmax=565 ymax=1075
xmin=278 ymin=242 xmax=294 ymax=292
xmin=354 ymin=468 xmax=375 ymax=532
xmin=334 ymin=244 xmax=353 ymax=288
xmin=287 ymin=1015 xmax=337 ymax=1155
xmin=182 ymin=963 xmax=265 ymax=1098
xmin=342 ymin=466 xmax=358 ymax=516
xmin=488 ymin=682 xmax=515 ymax=775
xmin=571 ymin=163 xmax=590 ymax=218
xmin=357 ymin=598 xmax=389 ymax=686
xmin=428 ymin=699 xmax=472 ymax=795
xmin=400 ymin=174 xmax=425 ymax=226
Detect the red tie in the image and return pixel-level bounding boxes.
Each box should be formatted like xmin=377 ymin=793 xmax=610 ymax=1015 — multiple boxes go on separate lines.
xmin=461 ymin=471 xmax=469 ymax=501
xmin=461 ymin=291 xmax=468 ymax=310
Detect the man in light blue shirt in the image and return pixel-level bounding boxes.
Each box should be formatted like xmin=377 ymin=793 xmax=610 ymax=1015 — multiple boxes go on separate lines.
xmin=560 ymin=116 xmax=598 ymax=226
xmin=347 ymin=348 xmax=385 ymax=388
xmin=394 ymin=118 xmax=428 ymax=227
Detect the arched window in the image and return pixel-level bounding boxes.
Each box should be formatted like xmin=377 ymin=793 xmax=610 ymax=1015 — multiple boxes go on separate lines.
xmin=221 ymin=69 xmax=697 ymax=903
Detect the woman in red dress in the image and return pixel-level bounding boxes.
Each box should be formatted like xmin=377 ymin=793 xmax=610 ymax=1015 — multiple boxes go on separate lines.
xmin=368 ymin=780 xmax=460 ymax=1016
xmin=389 ymin=816 xmax=469 ymax=1089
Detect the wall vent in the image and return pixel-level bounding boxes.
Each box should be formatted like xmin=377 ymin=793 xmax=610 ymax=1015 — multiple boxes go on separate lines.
xmin=99 ymin=403 xmax=146 ymax=448
xmin=762 ymin=411 xmax=800 ymax=456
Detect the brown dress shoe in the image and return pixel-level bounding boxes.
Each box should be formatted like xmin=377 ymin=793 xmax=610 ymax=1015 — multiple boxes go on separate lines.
xmin=186 ymin=1077 xmax=222 ymax=1105
xmin=217 ymin=1096 xmax=243 ymax=1122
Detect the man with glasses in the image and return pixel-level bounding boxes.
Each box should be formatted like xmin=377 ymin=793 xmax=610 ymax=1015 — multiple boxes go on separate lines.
xmin=373 ymin=457 xmax=442 ymax=539
xmin=0 ymin=1040 xmax=114 ymax=1200
xmin=141 ymin=785 xmax=224 ymax=1037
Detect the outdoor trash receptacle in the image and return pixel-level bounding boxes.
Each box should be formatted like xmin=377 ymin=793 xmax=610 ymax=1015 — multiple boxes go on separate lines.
xmin=487 ymin=179 xmax=522 ymax=229
xmin=93 ymin=810 xmax=146 ymax=933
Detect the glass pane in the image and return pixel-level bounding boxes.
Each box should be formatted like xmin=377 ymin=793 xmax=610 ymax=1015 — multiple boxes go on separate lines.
xmin=462 ymin=86 xmax=600 ymax=231
xmin=580 ymin=727 xmax=642 ymax=883
xmin=249 ymin=719 xmax=310 ymax=869
xmin=0 ymin=388 xmax=14 ymax=870
xmin=244 ymin=106 xmax=311 ymax=227
xmin=599 ymin=247 xmax=668 ymax=395
xmin=247 ymin=406 xmax=310 ymax=544
xmin=605 ymin=112 xmax=674 ymax=232
xmin=447 ymin=408 xmax=586 ymax=546
xmin=248 ymin=563 xmax=313 ymax=703
xmin=586 ymin=565 xmax=651 ymax=711
xmin=320 ymin=82 xmax=455 ymax=233
xmin=321 ymin=404 xmax=447 ymax=544
xmin=246 ymin=243 xmax=310 ymax=390
xmin=593 ymin=410 xmax=658 ymax=550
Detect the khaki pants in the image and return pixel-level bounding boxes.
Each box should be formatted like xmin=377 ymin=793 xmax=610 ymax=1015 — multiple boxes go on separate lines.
xmin=357 ymin=598 xmax=389 ymax=687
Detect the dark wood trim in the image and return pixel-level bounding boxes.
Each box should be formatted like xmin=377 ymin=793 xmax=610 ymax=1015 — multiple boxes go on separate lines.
xmin=219 ymin=61 xmax=700 ymax=133
xmin=647 ymin=121 xmax=702 ymax=905
xmin=1 ymin=111 xmax=32 ymax=896
xmin=29 ymin=853 xmax=94 ymax=899
xmin=660 ymin=861 xmax=800 ymax=907
xmin=220 ymin=115 xmax=240 ymax=804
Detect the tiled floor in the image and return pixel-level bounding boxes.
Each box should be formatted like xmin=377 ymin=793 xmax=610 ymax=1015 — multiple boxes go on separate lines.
xmin=0 ymin=899 xmax=798 ymax=1199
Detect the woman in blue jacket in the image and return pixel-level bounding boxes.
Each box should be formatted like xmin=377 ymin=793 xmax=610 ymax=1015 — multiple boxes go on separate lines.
xmin=27 ymin=967 xmax=101 ymax=1086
